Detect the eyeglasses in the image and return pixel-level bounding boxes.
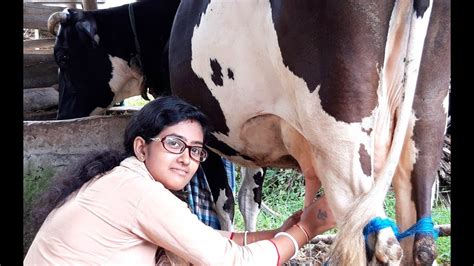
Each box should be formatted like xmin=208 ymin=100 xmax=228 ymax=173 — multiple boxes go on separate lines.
xmin=150 ymin=135 xmax=208 ymax=162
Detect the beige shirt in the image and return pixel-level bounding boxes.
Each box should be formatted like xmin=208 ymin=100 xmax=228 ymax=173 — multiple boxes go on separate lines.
xmin=24 ymin=157 xmax=278 ymax=265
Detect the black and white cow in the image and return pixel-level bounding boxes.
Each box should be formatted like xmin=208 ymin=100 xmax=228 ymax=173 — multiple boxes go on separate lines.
xmin=49 ymin=0 xmax=178 ymax=119
xmin=168 ymin=0 xmax=450 ymax=265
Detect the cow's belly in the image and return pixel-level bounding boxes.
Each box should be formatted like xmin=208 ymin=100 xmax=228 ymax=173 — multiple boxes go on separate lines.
xmin=209 ymin=113 xmax=297 ymax=168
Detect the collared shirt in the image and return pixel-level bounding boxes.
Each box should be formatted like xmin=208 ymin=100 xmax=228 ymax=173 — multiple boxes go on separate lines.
xmin=24 ymin=156 xmax=278 ymax=265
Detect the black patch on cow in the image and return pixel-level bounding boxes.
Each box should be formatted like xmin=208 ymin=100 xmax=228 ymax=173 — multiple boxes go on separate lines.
xmin=362 ymin=127 xmax=372 ymax=136
xmin=414 ymin=0 xmax=430 ymax=18
xmin=206 ymin=135 xmax=255 ymax=162
xmin=222 ymin=188 xmax=234 ymax=218
xmin=270 ymin=1 xmax=394 ymax=123
xmin=251 ymin=169 xmax=265 ymax=208
xmin=358 ymin=144 xmax=371 ymax=176
xmin=201 ymin=151 xmax=235 ymax=221
xmin=210 ymin=58 xmax=224 ymax=86
xmin=227 ymin=68 xmax=234 ymax=80
xmin=169 ymin=0 xmax=230 ymax=135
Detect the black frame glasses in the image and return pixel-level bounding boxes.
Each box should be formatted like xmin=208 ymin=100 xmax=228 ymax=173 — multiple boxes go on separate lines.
xmin=150 ymin=135 xmax=208 ymax=162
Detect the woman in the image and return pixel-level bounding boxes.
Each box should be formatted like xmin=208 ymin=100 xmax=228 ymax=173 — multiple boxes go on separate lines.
xmin=25 ymin=96 xmax=335 ymax=265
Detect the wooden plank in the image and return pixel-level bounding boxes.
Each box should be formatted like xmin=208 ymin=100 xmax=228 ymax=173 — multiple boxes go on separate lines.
xmin=106 ymin=106 xmax=142 ymax=115
xmin=24 ymin=109 xmax=58 ymax=120
xmin=23 ymin=52 xmax=58 ymax=88
xmin=82 ymin=0 xmax=99 ymax=10
xmin=23 ymin=3 xmax=64 ymax=30
xmin=23 ymin=86 xmax=59 ymax=112
xmin=23 ymin=38 xmax=55 ymax=52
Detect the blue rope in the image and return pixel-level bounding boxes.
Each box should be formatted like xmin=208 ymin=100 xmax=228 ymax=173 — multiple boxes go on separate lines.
xmin=396 ymin=217 xmax=439 ymax=240
xmin=363 ymin=216 xmax=439 ymax=242
xmin=363 ymin=217 xmax=399 ymax=242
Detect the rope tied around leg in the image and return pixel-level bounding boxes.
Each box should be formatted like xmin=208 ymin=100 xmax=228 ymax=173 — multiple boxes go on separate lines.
xmin=363 ymin=216 xmax=439 ymax=243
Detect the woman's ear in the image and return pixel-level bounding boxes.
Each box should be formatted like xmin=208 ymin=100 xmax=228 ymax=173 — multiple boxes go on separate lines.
xmin=133 ymin=136 xmax=147 ymax=162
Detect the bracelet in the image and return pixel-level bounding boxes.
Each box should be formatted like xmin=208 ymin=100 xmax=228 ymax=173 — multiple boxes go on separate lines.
xmin=275 ymin=232 xmax=299 ymax=260
xmin=243 ymin=231 xmax=248 ymax=246
xmin=294 ymin=224 xmax=310 ymax=242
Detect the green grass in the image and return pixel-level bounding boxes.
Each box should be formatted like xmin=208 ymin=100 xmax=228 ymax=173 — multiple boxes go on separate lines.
xmin=123 ymin=95 xmax=153 ymax=107
xmin=232 ymin=167 xmax=450 ymax=264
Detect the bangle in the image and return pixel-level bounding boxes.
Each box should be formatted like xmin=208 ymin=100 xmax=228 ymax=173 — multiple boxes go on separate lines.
xmin=243 ymin=231 xmax=248 ymax=246
xmin=275 ymin=232 xmax=299 ymax=260
xmin=294 ymin=224 xmax=310 ymax=242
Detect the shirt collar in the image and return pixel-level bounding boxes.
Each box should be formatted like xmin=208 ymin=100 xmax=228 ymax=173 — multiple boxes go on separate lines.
xmin=120 ymin=156 xmax=155 ymax=182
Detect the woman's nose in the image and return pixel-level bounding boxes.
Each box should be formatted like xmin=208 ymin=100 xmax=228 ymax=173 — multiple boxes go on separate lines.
xmin=177 ymin=147 xmax=191 ymax=164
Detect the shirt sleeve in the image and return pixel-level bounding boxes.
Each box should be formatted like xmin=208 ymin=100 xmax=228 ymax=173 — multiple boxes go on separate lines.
xmin=132 ymin=182 xmax=279 ymax=265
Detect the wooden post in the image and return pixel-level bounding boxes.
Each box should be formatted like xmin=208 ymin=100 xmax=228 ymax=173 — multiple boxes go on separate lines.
xmin=81 ymin=0 xmax=97 ymax=10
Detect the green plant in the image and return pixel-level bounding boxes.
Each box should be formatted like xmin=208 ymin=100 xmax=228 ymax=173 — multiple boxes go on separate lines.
xmin=124 ymin=95 xmax=153 ymax=107
xmin=23 ymin=166 xmax=56 ymax=256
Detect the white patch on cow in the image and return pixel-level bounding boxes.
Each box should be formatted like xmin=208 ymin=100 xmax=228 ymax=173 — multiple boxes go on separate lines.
xmin=215 ymin=189 xmax=233 ymax=231
xmin=238 ymin=167 xmax=262 ymax=232
xmin=93 ymin=34 xmax=100 ymax=45
xmin=108 ymin=55 xmax=145 ymax=106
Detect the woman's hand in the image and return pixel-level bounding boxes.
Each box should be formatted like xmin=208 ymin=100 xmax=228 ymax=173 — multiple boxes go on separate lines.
xmin=277 ymin=209 xmax=303 ymax=233
xmin=299 ymin=196 xmax=335 ymax=238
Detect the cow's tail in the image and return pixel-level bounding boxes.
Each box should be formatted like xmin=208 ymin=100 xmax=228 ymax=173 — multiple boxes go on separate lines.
xmin=327 ymin=1 xmax=433 ymax=264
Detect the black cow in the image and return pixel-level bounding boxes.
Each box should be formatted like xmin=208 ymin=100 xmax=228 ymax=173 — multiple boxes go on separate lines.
xmin=49 ymin=0 xmax=177 ymax=119
xmin=168 ymin=0 xmax=450 ymax=265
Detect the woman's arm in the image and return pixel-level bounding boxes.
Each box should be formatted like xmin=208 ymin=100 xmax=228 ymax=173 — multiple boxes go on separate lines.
xmin=230 ymin=197 xmax=334 ymax=263
xmin=231 ymin=209 xmax=303 ymax=245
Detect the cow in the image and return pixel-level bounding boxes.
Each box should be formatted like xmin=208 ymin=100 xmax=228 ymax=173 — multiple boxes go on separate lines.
xmin=48 ymin=0 xmax=178 ymax=119
xmin=48 ymin=0 xmax=450 ymax=264
xmin=47 ymin=0 xmax=241 ymax=232
xmin=168 ymin=0 xmax=450 ymax=265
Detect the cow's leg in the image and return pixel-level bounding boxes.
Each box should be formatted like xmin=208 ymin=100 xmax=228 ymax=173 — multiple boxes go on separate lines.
xmin=238 ymin=167 xmax=265 ymax=232
xmin=303 ymin=170 xmax=320 ymax=208
xmin=279 ymin=123 xmax=323 ymax=220
xmin=201 ymin=151 xmax=235 ymax=231
xmin=393 ymin=1 xmax=450 ymax=264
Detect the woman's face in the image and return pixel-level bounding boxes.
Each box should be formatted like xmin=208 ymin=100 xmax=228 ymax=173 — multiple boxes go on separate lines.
xmin=136 ymin=120 xmax=205 ymax=191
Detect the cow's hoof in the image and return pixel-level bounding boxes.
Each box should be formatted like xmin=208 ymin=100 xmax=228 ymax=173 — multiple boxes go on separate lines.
xmin=374 ymin=228 xmax=402 ymax=265
xmin=414 ymin=234 xmax=437 ymax=265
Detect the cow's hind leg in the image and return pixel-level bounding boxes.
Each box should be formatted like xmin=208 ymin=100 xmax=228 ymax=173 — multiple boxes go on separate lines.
xmin=394 ymin=0 xmax=450 ymax=264
xmin=201 ymin=152 xmax=235 ymax=231
xmin=238 ymin=167 xmax=265 ymax=232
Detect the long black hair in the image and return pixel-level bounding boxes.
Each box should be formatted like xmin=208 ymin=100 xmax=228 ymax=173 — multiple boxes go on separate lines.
xmin=29 ymin=96 xmax=210 ymax=235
